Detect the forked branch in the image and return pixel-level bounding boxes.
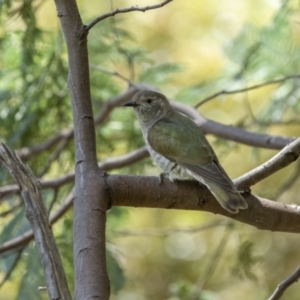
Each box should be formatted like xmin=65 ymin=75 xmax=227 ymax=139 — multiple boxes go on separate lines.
xmin=86 ymin=0 xmax=173 ymax=31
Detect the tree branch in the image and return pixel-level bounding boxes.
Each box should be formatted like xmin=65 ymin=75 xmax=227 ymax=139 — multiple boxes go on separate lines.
xmin=0 ymin=189 xmax=74 ymax=255
xmin=38 ymin=136 xmax=71 ymax=177
xmin=273 ymin=159 xmax=300 ymax=199
xmin=0 ymin=146 xmax=148 ymax=199
xmin=86 ymin=0 xmax=173 ymax=31
xmin=268 ymin=265 xmax=300 ymax=300
xmin=54 ymin=0 xmax=110 ymax=297
xmin=234 ymin=137 xmax=300 ymax=190
xmin=172 ymin=101 xmax=295 ymax=150
xmin=17 ymin=128 xmax=73 ymax=162
xmin=194 ymin=74 xmax=300 ymax=108
xmin=111 ymin=220 xmax=227 ymax=237
xmin=109 ymin=175 xmax=300 ymax=233
xmin=0 ymin=143 xmax=72 ymax=300
xmin=90 ymin=63 xmax=134 ymax=86
xmin=192 ymin=225 xmax=232 ymax=299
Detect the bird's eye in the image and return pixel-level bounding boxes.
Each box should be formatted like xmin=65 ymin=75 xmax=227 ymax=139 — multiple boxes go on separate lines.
xmin=146 ymin=99 xmax=152 ymax=104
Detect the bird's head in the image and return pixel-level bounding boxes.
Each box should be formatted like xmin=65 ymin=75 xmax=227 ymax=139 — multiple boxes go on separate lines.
xmin=123 ymin=90 xmax=172 ymax=125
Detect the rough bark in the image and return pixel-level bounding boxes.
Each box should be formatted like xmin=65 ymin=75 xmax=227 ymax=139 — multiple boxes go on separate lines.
xmin=108 ymin=175 xmax=300 ymax=233
xmin=0 ymin=143 xmax=72 ymax=300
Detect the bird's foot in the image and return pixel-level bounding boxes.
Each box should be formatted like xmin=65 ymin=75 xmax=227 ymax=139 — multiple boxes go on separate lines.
xmin=158 ymin=172 xmax=167 ymax=186
xmin=239 ymin=187 xmax=251 ymax=195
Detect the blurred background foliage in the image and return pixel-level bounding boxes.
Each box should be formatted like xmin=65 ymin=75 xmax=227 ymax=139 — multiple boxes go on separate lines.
xmin=0 ymin=0 xmax=300 ymax=299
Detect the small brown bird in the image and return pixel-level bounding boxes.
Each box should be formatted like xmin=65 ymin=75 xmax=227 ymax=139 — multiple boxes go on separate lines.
xmin=124 ymin=90 xmax=248 ymax=213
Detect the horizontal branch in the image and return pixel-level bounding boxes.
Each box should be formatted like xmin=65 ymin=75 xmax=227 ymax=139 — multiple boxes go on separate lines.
xmin=17 ymin=128 xmax=73 ymax=162
xmin=0 ymin=146 xmax=148 ymax=199
xmin=94 ymin=85 xmax=142 ymax=125
xmin=111 ymin=220 xmax=227 ymax=237
xmin=0 ymin=189 xmax=74 ymax=255
xmin=172 ymin=101 xmax=294 ymax=150
xmin=86 ymin=0 xmax=173 ymax=31
xmin=108 ymin=175 xmax=300 ymax=233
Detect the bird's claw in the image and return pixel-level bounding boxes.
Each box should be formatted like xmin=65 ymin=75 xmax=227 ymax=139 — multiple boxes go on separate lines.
xmin=158 ymin=172 xmax=167 ymax=186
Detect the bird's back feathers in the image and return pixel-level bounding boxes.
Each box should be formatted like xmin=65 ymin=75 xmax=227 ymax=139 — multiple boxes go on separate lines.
xmin=147 ymin=110 xmax=248 ymax=213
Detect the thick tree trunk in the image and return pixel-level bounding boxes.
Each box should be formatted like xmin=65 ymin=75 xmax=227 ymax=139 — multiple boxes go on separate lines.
xmin=53 ymin=0 xmax=110 ymax=298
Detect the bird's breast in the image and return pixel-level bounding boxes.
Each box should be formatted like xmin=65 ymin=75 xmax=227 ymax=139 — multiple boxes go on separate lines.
xmin=146 ymin=144 xmax=191 ymax=181
xmin=141 ymin=126 xmax=191 ymax=180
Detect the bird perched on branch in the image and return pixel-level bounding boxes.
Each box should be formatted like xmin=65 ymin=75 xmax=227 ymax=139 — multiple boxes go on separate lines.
xmin=123 ymin=90 xmax=248 ymax=214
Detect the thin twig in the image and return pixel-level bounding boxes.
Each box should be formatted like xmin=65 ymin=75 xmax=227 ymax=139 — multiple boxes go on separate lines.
xmin=273 ymin=158 xmax=300 ymax=200
xmin=0 ymin=189 xmax=74 ymax=255
xmin=17 ymin=128 xmax=73 ymax=162
xmin=38 ymin=136 xmax=70 ymax=178
xmin=0 ymin=200 xmax=22 ymax=217
xmin=251 ymin=119 xmax=300 ymax=126
xmin=48 ymin=188 xmax=59 ymax=216
xmin=268 ymin=265 xmax=300 ymax=300
xmin=0 ymin=146 xmax=148 ymax=199
xmin=90 ymin=63 xmax=135 ymax=86
xmin=0 ymin=248 xmax=24 ymax=288
xmin=111 ymin=220 xmax=227 ymax=237
xmin=86 ymin=0 xmax=173 ymax=31
xmin=192 ymin=224 xmax=233 ymax=299
xmin=234 ymin=137 xmax=300 ymax=190
xmin=194 ymin=74 xmax=300 ymax=108
xmin=108 ymin=2 xmax=136 ymax=81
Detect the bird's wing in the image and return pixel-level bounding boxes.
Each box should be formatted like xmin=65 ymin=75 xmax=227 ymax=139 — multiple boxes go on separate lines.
xmin=179 ymin=161 xmax=235 ymax=191
xmin=147 ymin=113 xmax=236 ymax=192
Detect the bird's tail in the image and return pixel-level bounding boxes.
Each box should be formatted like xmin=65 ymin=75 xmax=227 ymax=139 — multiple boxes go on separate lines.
xmin=206 ymin=181 xmax=248 ymax=214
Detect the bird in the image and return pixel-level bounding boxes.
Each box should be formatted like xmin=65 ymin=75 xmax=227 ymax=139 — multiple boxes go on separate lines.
xmin=123 ymin=90 xmax=248 ymax=214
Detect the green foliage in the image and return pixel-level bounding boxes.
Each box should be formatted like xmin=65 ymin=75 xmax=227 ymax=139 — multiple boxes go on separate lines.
xmin=139 ymin=63 xmax=183 ymax=86
xmin=226 ymin=2 xmax=299 ymax=78
xmin=16 ymin=244 xmax=46 ymax=300
xmin=169 ymin=280 xmax=194 ymax=299
xmin=224 ymin=1 xmax=300 ymax=123
xmin=0 ymin=205 xmax=28 ymax=244
xmin=168 ymin=280 xmax=219 ymax=300
xmin=231 ymin=240 xmax=260 ymax=281
xmin=106 ymin=244 xmax=125 ymax=294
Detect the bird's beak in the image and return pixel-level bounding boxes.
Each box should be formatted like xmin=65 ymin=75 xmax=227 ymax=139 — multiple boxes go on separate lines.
xmin=123 ymin=101 xmax=138 ymax=107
